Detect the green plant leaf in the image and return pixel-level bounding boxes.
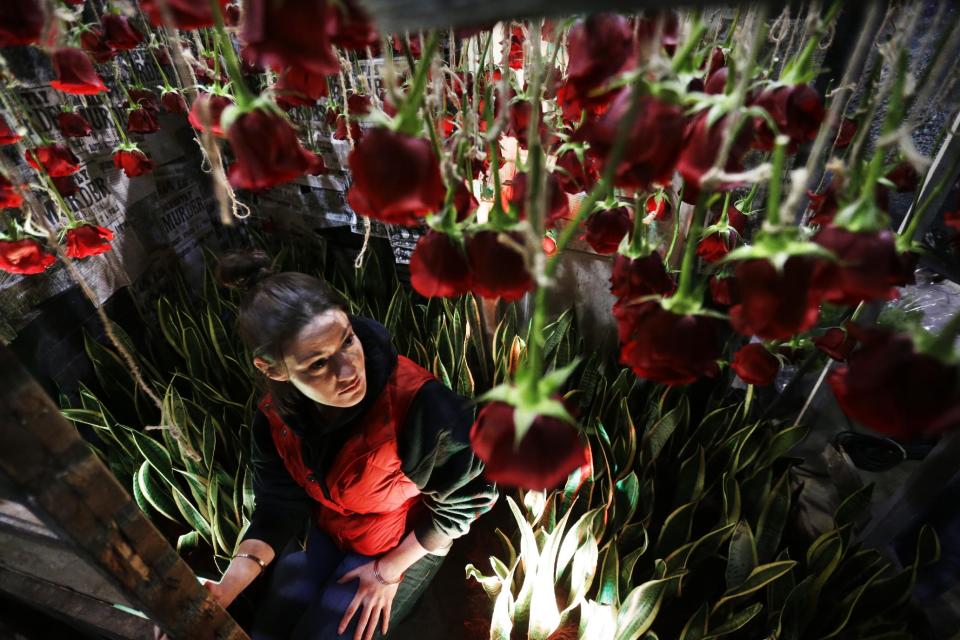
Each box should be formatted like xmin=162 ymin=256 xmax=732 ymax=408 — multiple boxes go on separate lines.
xmin=755 ymin=471 xmax=790 ymax=563
xmin=610 ymin=472 xmax=640 ymax=535
xmin=642 ymin=397 xmax=688 ymax=465
xmin=673 ymin=447 xmax=706 ymax=506
xmin=777 ymin=575 xmax=819 ymax=640
xmin=614 ymin=575 xmax=677 ymax=640
xmin=131 ymin=430 xmax=177 ymax=488
xmin=579 ymin=599 xmax=617 ymax=640
xmin=712 ymin=561 xmax=796 ymax=612
xmin=176 ymin=531 xmax=200 ymax=553
xmin=597 ymin=541 xmax=620 ymax=606
xmin=679 ymin=603 xmax=709 ymax=640
xmin=806 ymin=529 xmax=844 ymax=590
xmin=703 ymin=602 xmax=763 ymax=638
xmin=818 ymin=565 xmax=886 ymax=639
xmin=725 ymin=521 xmax=758 ymax=590
xmin=655 ymin=501 xmax=698 ymax=559
xmin=751 ymin=424 xmax=809 ymax=473
xmin=172 ymin=487 xmax=212 ymax=541
xmin=833 ymin=483 xmax=874 ymax=532
xmin=136 ymin=461 xmax=180 ymax=522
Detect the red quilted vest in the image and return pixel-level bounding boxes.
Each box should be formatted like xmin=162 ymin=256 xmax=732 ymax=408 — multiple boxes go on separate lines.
xmin=258 ymin=356 xmax=435 ymax=555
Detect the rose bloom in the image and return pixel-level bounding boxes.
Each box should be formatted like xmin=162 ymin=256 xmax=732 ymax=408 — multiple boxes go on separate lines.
xmin=469 ymin=400 xmax=588 ymax=490
xmin=697 ymin=205 xmax=748 ymax=263
xmin=677 ymin=110 xmax=754 ymax=191
xmin=141 ymin=0 xmax=228 ymax=30
xmin=274 ymin=65 xmax=329 ymax=109
xmin=813 ymin=226 xmax=915 ymax=306
xmin=113 ymin=148 xmax=154 ymax=177
xmin=101 ymin=14 xmax=143 ymax=50
xmin=127 ymin=106 xmax=160 ymax=134
xmin=610 ymin=252 xmax=675 ymax=302
xmin=225 ymin=107 xmax=320 ymax=191
xmin=0 ymin=174 xmax=23 ymax=209
xmin=347 ymin=128 xmax=444 ymax=226
xmin=161 ymin=90 xmax=188 ymax=115
xmin=505 ymin=172 xmax=569 ymax=228
xmin=80 ymin=27 xmax=117 ymax=64
xmin=618 ymin=301 xmax=722 ymax=385
xmin=128 ymin=88 xmax=161 ymax=114
xmin=555 ymin=149 xmax=599 ymax=195
xmin=807 ymin=182 xmax=841 ymax=225
xmin=752 ymin=84 xmax=825 ymax=151
xmin=885 ymin=161 xmax=919 ymax=193
xmin=646 ymin=194 xmax=671 ymax=221
xmin=26 ymin=144 xmax=81 ymax=177
xmin=327 ymin=0 xmax=378 ymax=50
xmin=729 ymin=256 xmax=823 ymax=341
xmin=828 ymin=325 xmax=960 ymax=440
xmin=65 ymin=224 xmax=114 ymax=259
xmin=0 ymin=0 xmax=44 ymax=47
xmin=813 ymin=327 xmax=857 ymax=362
xmin=57 ymin=112 xmax=93 ymax=138
xmin=241 ymin=0 xmax=339 ymax=74
xmin=409 ymin=230 xmax=472 ymax=298
xmin=0 ymin=115 xmax=22 ymax=145
xmin=52 ymin=175 xmax=80 ymax=197
xmin=452 ymin=181 xmax=478 ymax=222
xmin=188 ymin=93 xmax=233 ymax=136
xmin=565 ymin=14 xmax=635 ymax=106
xmin=835 ymin=117 xmax=857 ymax=149
xmin=731 ymin=343 xmax=780 ymax=386
xmin=49 ymin=48 xmax=108 ymax=95
xmin=709 ymin=274 xmax=738 ymax=306
xmin=466 ymin=230 xmax=534 ymax=301
xmin=583 ymin=206 xmax=632 ymax=255
xmin=0 ymin=239 xmax=56 ymax=275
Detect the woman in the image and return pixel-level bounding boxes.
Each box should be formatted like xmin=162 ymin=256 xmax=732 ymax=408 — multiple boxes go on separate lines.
xmin=208 ymin=249 xmax=498 ymax=640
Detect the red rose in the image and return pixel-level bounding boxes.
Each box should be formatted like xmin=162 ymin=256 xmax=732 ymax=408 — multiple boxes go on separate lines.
xmin=0 ymin=174 xmax=23 ymax=209
xmin=26 ymin=144 xmax=80 ymax=177
xmin=347 ymin=128 xmax=443 ymax=226
xmin=0 ymin=239 xmax=56 ymax=275
xmin=392 ymin=33 xmax=422 ymax=57
xmin=508 ymin=26 xmax=524 ymax=70
xmin=469 ymin=400 xmax=588 ymax=490
xmin=701 ymin=46 xmax=726 ymax=73
xmin=813 ymin=226 xmax=915 ymax=306
xmin=52 ymin=175 xmax=80 ymax=197
xmin=575 ymin=90 xmax=685 ymax=189
xmin=101 ymin=14 xmax=144 ymax=50
xmin=453 ymin=181 xmax=478 ymax=222
xmin=332 ymin=114 xmax=362 ymax=142
xmin=188 ymin=92 xmax=233 ymax=136
xmin=555 ymin=149 xmax=599 ymax=195
xmin=128 ymin=88 xmax=161 ymax=114
xmin=565 ymin=14 xmax=635 ymax=106
xmin=677 ymin=110 xmax=754 ymax=191
xmin=813 ymin=327 xmax=857 ymax=362
xmin=610 ymin=252 xmax=675 ymax=301
xmin=225 ymin=107 xmax=319 ymax=191
xmin=506 ymin=172 xmax=569 ymax=228
xmin=113 ymin=148 xmax=154 ymax=177
xmin=729 ymin=256 xmax=822 ymax=341
xmin=807 ymin=182 xmax=841 ymax=225
xmin=704 ymin=67 xmax=728 ymax=95
xmin=0 ymin=115 xmax=21 ymax=145
xmin=708 ymin=275 xmax=738 ymax=306
xmin=635 ymin=11 xmax=679 ymax=56
xmin=327 ymin=0 xmax=378 ymax=50
xmin=274 ymin=66 xmax=329 ymax=109
xmin=466 ymin=230 xmax=534 ymax=301
xmin=731 ymin=343 xmax=780 ymax=386
xmin=583 ymin=206 xmax=631 ymax=254
xmin=57 ymin=111 xmax=93 ymax=138
xmin=346 ymin=93 xmax=373 ymax=116
xmin=752 ymin=84 xmax=825 ymax=151
xmin=885 ymin=161 xmax=919 ymax=192
xmin=645 ymin=194 xmax=671 ymax=221
xmin=618 ymin=301 xmax=722 ymax=385
xmin=127 ymin=106 xmax=160 ymax=134
xmin=834 ymin=117 xmax=857 ymax=149
xmin=945 ymin=209 xmax=960 ymax=230
xmin=80 ymin=27 xmax=116 ymax=64
xmin=161 ymin=90 xmax=188 ymax=115
xmin=241 ymin=0 xmax=339 ymax=74
xmin=506 ymin=98 xmax=544 ymax=148
xmin=0 ymin=0 xmax=44 ymax=47
xmin=65 ymin=224 xmax=114 ymax=258
xmin=828 ymin=325 xmax=960 ymax=439
xmin=141 ymin=0 xmax=228 ymax=30
xmin=542 ymin=234 xmax=557 ymax=256
xmin=696 ymin=205 xmax=748 ymax=263
xmin=409 ymin=230 xmax=472 ymax=298
xmin=49 ymin=48 xmax=108 ymax=95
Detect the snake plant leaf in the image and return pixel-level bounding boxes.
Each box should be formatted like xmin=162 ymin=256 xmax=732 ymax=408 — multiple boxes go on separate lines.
xmin=135 ymin=461 xmax=180 ymax=522
xmin=777 ymin=575 xmax=818 ymax=640
xmin=557 ymin=508 xmax=602 ymax=578
xmin=642 ymin=397 xmax=689 ymax=466
xmin=712 ymin=560 xmax=797 ymax=612
xmin=528 ymin=508 xmax=573 ymax=639
xmin=673 ymin=447 xmax=706 ymax=506
xmin=619 ymin=526 xmax=649 ymax=587
xmin=739 ymin=466 xmax=772 ymax=526
xmin=610 ymin=473 xmax=640 ymax=536
xmin=131 ymin=429 xmax=177 ymax=488
xmin=806 ymin=529 xmax=845 ymax=590
xmin=766 ymin=549 xmax=795 ymax=618
xmin=679 ymin=603 xmax=709 ymax=640
xmin=654 ymin=501 xmax=698 ymax=559
xmin=732 ymin=421 xmax=764 ymax=473
xmin=818 ymin=565 xmax=887 ymax=639
xmin=489 ymin=564 xmax=516 ymax=640
xmin=176 ymin=468 xmax=210 ymax=520
xmin=131 ymin=463 xmax=152 ymax=516
xmin=507 ymin=496 xmax=540 ymax=630
xmin=490 ymin=556 xmax=511 ymax=580
xmin=861 ymin=525 xmax=940 ymax=612
xmin=597 ymin=541 xmax=620 ymax=606
xmin=703 ymin=602 xmax=763 ymax=639
xmin=565 ymin=533 xmax=599 ymax=611
xmin=495 ymin=527 xmax=518 ymax=569
xmin=751 ymin=423 xmax=809 ymax=474
xmin=612 ymin=400 xmax=637 ymax=482
xmin=755 ymin=471 xmax=791 ymax=563
xmin=613 ymin=574 xmax=679 ymax=640
xmin=725 ymin=521 xmax=758 ymax=591
xmin=201 ymin=415 xmax=217 ymax=470
xmin=466 ymin=564 xmax=503 ymax=599
xmin=176 ymin=530 xmax=200 ymax=553
xmin=242 ymin=467 xmax=255 ymax=514
xmin=579 ymin=599 xmax=617 ymax=640
xmin=172 ymin=487 xmax=212 ymax=541
xmin=833 ymin=483 xmax=875 ymax=532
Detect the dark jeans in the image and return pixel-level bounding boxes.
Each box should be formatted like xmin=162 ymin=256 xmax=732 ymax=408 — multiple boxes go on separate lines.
xmin=251 ymin=525 xmax=444 ymax=640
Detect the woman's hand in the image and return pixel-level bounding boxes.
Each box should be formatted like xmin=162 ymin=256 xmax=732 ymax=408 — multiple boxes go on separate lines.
xmin=337 ymin=560 xmax=401 ymax=640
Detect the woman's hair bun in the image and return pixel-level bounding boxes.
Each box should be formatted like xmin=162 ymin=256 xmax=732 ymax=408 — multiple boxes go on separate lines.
xmin=215 ymin=249 xmax=276 ymax=291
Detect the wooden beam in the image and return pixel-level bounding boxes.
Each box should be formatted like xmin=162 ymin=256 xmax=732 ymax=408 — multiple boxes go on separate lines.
xmin=0 ymin=343 xmax=248 ymax=640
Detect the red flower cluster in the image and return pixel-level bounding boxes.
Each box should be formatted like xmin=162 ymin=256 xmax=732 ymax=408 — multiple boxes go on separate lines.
xmin=26 ymin=144 xmax=81 ymax=177
xmin=410 ymin=231 xmax=472 ymax=298
xmin=128 ymin=107 xmax=160 ymax=134
xmin=141 ymin=0 xmax=229 ymax=30
xmin=697 ymin=205 xmax=748 ymax=263
xmin=161 ymin=90 xmax=189 ymax=115
xmin=225 ymin=108 xmax=322 ymax=190
xmin=554 ymin=149 xmax=599 ymax=195
xmin=813 ymin=226 xmax=915 ymax=306
xmin=678 ymin=111 xmax=754 ymax=193
xmin=101 ymin=14 xmax=143 ymax=50
xmin=80 ymin=27 xmax=117 ymax=64
xmin=273 ymin=66 xmax=329 ymax=110
xmin=66 ymin=224 xmax=114 ymax=259
xmin=752 ymin=84 xmax=825 ymax=152
xmin=0 ymin=0 xmax=45 ymax=47
xmin=564 ymin=14 xmax=635 ymax=109
xmin=729 ymin=256 xmax=822 ymax=340
xmin=0 ymin=239 xmax=55 ymax=275
xmin=505 ymin=172 xmax=569 ymax=228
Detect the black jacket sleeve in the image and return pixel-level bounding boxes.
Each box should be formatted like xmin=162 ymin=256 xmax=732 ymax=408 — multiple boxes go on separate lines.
xmin=241 ymin=410 xmax=312 ymax=554
xmin=397 ymin=381 xmax=499 ymax=552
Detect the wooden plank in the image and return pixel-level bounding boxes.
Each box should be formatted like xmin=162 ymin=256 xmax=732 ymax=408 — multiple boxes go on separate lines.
xmin=0 ymin=344 xmax=248 ymax=640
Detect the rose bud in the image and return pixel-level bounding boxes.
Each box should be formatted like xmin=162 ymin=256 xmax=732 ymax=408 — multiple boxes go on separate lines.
xmin=709 ymin=274 xmax=738 ymax=306
xmin=332 ymin=114 xmax=362 ymax=142
xmin=57 ymin=111 xmax=93 ymax=138
xmin=26 ymin=144 xmax=81 ymax=177
xmin=188 ymin=92 xmax=233 ymax=136
xmin=835 ymin=117 xmax=857 ymax=149
xmin=565 ymin=14 xmax=635 ymax=106
xmin=506 ymin=172 xmax=569 ymax=228
xmin=618 ymin=302 xmax=722 ymax=386
xmin=0 ymin=115 xmax=22 ymax=145
xmin=885 ymin=161 xmax=919 ymax=192
xmin=469 ymin=400 xmax=588 ymax=490
xmin=677 ymin=110 xmax=754 ymax=191
xmin=128 ymin=88 xmax=161 ymax=114
xmin=828 ymin=325 xmax=960 ymax=440
xmin=0 ymin=0 xmax=44 ymax=47
xmin=583 ymin=206 xmax=632 ymax=255
xmin=813 ymin=226 xmax=914 ymax=306
xmin=729 ymin=256 xmax=822 ymax=341
xmin=161 ymin=90 xmax=188 ymax=115
xmin=506 ymin=98 xmax=550 ymax=149
xmin=52 ymin=175 xmax=80 ymax=197
xmin=555 ymin=149 xmax=599 ymax=195
xmin=347 ymin=93 xmax=373 ymax=116
xmin=274 ymin=66 xmax=329 ymax=109
xmin=0 ymin=239 xmax=56 ymax=275
xmin=409 ymin=230 xmax=472 ymax=298
xmin=80 ymin=27 xmax=117 ymax=64
xmin=65 ymin=224 xmax=114 ymax=258
xmin=101 ymin=14 xmax=144 ymax=50
xmin=752 ymin=84 xmax=825 ymax=152
xmin=392 ymin=33 xmax=423 ymax=57
xmin=49 ymin=48 xmax=108 ymax=95
xmin=0 ymin=174 xmax=23 ymax=209
xmin=507 ymin=26 xmax=524 ymax=69
xmin=542 ymin=234 xmax=557 ymax=256
xmin=645 ymin=194 xmax=671 ymax=221
xmin=225 ymin=107 xmax=320 ymax=190
xmin=807 ymin=182 xmax=841 ymax=225
xmin=453 ymin=181 xmax=478 ymax=222
xmin=704 ymin=66 xmax=728 ymax=95
xmin=814 ymin=327 xmax=857 ymax=362
xmin=127 ymin=106 xmax=160 ymax=134
xmin=731 ymin=343 xmax=780 ymax=386
xmin=327 ymin=0 xmax=379 ymax=50
xmin=141 ymin=0 xmax=228 ymax=30
xmin=113 ymin=148 xmax=154 ymax=177
xmin=466 ymin=230 xmax=534 ymax=301
xmin=696 ymin=205 xmax=748 ymax=263
xmin=575 ymin=90 xmax=685 ymax=189
xmin=346 ymin=128 xmax=444 ymax=226
xmin=241 ymin=0 xmax=339 ymax=74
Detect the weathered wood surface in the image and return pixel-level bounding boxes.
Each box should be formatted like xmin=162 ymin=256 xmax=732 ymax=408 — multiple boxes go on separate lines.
xmin=0 ymin=343 xmax=248 ymax=640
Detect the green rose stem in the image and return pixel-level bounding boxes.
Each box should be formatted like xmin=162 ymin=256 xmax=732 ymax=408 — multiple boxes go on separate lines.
xmin=209 ymin=0 xmax=255 ymax=108
xmin=146 ymin=44 xmax=174 ymax=92
xmin=33 ymin=163 xmax=78 ymax=225
xmin=765 ymin=136 xmax=788 ymax=228
xmin=673 ymin=194 xmax=709 ymax=304
xmin=395 ymin=32 xmax=440 ymax=136
xmin=524 ymin=20 xmax=545 ymax=239
xmin=103 ymin=94 xmax=130 ymax=145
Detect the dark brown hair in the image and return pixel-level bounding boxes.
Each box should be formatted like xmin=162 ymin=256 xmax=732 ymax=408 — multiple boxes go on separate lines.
xmin=215 ymin=249 xmax=347 ymax=415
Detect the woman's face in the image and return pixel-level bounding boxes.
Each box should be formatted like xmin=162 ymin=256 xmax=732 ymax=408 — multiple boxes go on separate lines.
xmin=254 ymin=309 xmax=367 ymax=408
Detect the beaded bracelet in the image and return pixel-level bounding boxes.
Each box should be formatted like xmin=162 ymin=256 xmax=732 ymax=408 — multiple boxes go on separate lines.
xmin=373 ymin=559 xmax=404 ymax=585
